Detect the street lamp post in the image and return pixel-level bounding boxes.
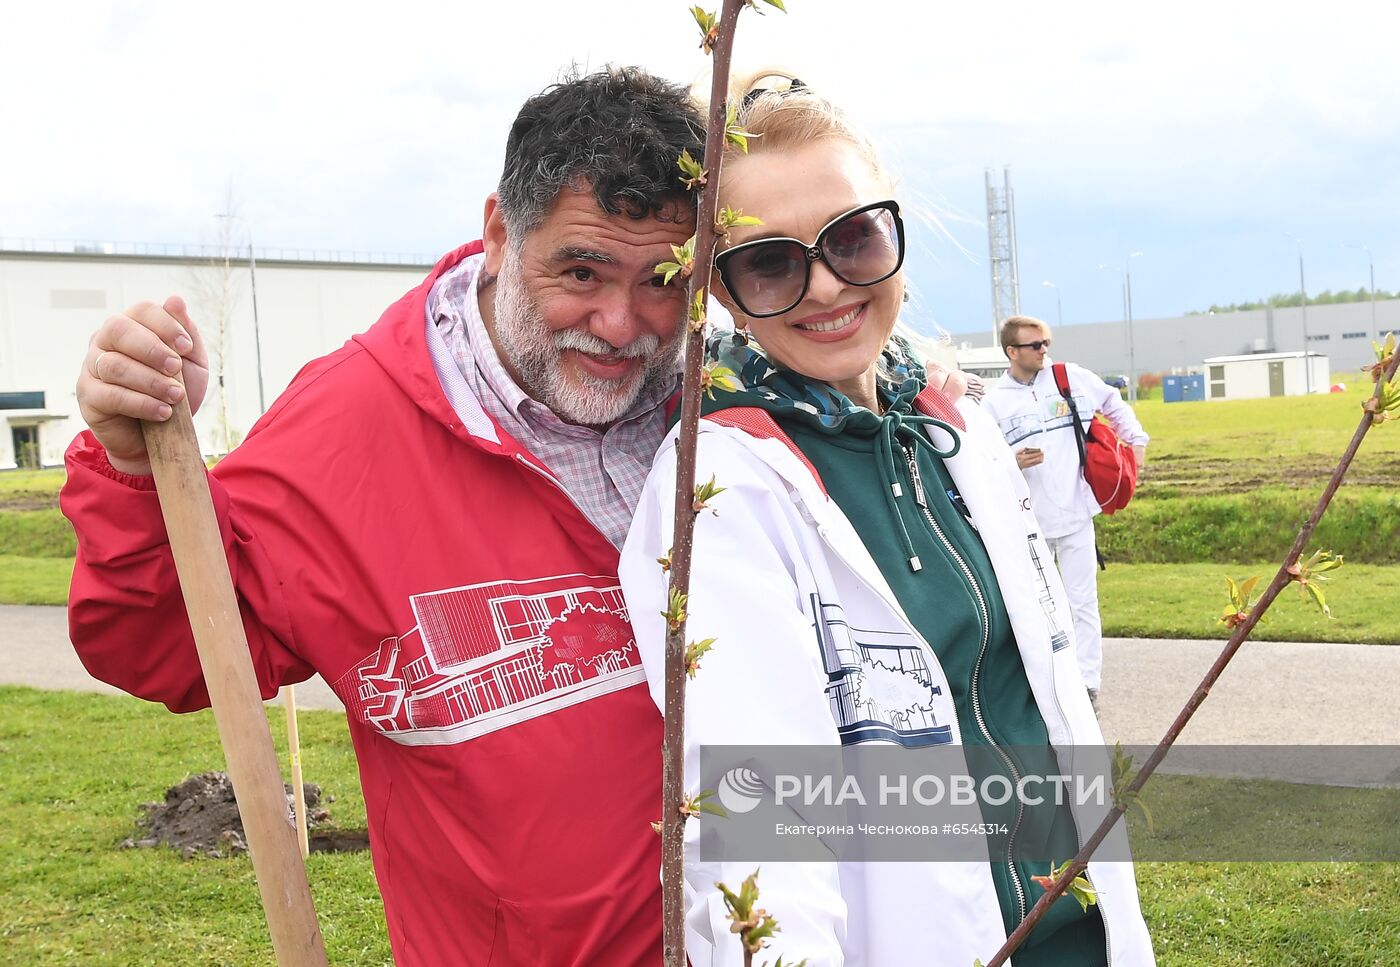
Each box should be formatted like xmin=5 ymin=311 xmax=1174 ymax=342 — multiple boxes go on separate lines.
xmin=215 ymin=213 xmax=266 ymax=414
xmin=1125 ymin=251 xmax=1143 ymax=404
xmin=1344 ymin=243 xmax=1377 ymax=342
xmin=1283 ymin=232 xmax=1311 ymax=394
xmin=1099 ymin=254 xmax=1143 ymax=404
xmin=215 ymin=212 xmax=301 ymax=860
xmin=1041 ymin=280 xmax=1062 ymax=327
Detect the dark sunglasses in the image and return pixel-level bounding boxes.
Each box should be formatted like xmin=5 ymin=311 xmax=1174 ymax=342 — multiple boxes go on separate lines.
xmin=715 ymin=200 xmax=905 ymax=318
xmin=1010 ymin=339 xmax=1051 ymax=351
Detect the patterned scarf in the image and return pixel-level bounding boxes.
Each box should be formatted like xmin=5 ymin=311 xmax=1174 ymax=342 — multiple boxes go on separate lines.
xmin=704 ymin=328 xmax=928 ymax=428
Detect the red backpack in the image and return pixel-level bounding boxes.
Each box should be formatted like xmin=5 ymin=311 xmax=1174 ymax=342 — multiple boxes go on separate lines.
xmin=1051 ymin=363 xmax=1138 ymax=514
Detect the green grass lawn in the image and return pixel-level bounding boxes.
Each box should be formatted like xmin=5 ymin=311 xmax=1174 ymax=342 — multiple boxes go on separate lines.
xmin=0 ymin=509 xmax=77 ymax=557
xmin=4 ymin=555 xmax=1392 ymax=644
xmin=1132 ymin=373 xmax=1400 ymax=469
xmin=0 ymin=467 xmax=65 ymax=503
xmin=0 ymin=686 xmax=386 ymax=966
xmin=0 ymin=555 xmax=73 ymax=605
xmin=2 ymin=687 xmax=1397 ymax=966
xmin=1099 ymin=561 xmax=1400 ymax=643
xmin=1097 ymin=486 xmax=1400 ymax=565
xmin=0 ymin=469 xmax=76 ymax=604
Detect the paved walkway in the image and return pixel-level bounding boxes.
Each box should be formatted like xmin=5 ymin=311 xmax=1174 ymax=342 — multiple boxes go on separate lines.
xmin=1 ymin=604 xmax=343 ymax=711
xmin=5 ymin=605 xmax=1398 ymax=780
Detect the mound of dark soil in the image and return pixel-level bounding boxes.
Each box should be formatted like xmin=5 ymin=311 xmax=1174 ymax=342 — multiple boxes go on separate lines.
xmin=120 ymin=771 xmax=352 ymax=859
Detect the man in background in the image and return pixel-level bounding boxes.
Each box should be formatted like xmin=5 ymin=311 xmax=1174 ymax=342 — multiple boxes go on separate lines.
xmin=981 ymin=315 xmax=1148 ymax=708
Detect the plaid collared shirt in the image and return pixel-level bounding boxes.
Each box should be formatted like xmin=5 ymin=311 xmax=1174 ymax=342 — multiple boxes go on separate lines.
xmin=427 ymin=255 xmax=677 ymax=549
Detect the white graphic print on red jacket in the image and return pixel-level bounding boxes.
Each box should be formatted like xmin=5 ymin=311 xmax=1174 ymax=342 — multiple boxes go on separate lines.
xmin=337 ymin=573 xmax=643 ymax=746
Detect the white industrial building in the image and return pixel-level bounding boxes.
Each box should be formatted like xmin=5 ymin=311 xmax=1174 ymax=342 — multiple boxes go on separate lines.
xmin=1202 ymin=350 xmax=1331 ymax=401
xmin=963 ymin=299 xmax=1399 ymax=382
xmin=0 ymin=242 xmax=437 ymax=469
xmin=953 ymin=344 xmax=1011 ymax=380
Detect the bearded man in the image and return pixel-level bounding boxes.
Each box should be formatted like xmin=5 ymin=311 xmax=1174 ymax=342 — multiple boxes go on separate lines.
xmin=61 ymin=67 xmax=702 ymax=966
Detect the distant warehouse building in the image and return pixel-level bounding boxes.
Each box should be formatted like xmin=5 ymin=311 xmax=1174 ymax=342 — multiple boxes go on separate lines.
xmin=960 ymin=300 xmax=1398 ymax=381
xmin=1202 ymin=351 xmax=1331 ymax=401
xmin=0 ymin=240 xmax=436 ymax=469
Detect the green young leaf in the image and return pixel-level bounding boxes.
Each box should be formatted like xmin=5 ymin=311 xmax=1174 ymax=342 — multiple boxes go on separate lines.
xmin=654 ymin=260 xmax=683 ymax=286
xmin=1365 ymin=374 xmax=1400 ymax=425
xmin=717 ymin=869 xmax=783 ymax=954
xmin=699 ymin=363 xmax=742 ymax=400
xmin=1110 ymin=742 xmax=1136 ymax=806
xmin=676 ymin=148 xmax=708 ymax=190
xmin=685 ymin=638 xmax=717 ymax=678
xmin=691 ymin=5 xmax=720 ymax=52
xmin=1289 ymin=549 xmax=1343 ymax=615
xmin=676 ymin=235 xmax=699 ymax=274
xmin=1131 ymin=792 xmax=1156 ymax=833
xmin=1030 ymin=860 xmax=1099 ymax=913
xmin=1305 ymin=580 xmax=1332 ymax=618
xmin=716 ymin=204 xmax=764 ymax=236
xmin=680 ymin=788 xmax=728 ymax=820
xmin=724 ymin=102 xmax=760 ymax=153
xmin=663 ymin=586 xmax=688 ymax=632
xmin=655 ymin=237 xmax=697 ymax=287
xmin=1219 ymin=574 xmax=1263 ymax=629
xmin=693 ymin=473 xmax=728 ymax=514
xmin=717 ymin=870 xmax=759 ymax=923
xmin=1365 ymin=332 xmax=1397 ymax=385
xmin=1375 ymin=332 xmax=1397 ymax=365
xmin=689 ymin=287 xmax=708 ymax=331
xmin=1110 ymin=742 xmax=1155 ymax=833
xmin=1066 ymin=872 xmax=1099 ymax=912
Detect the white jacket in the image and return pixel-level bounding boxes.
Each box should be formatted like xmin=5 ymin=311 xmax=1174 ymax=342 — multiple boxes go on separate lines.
xmin=980 ymin=361 xmax=1149 ymax=539
xmin=620 ymin=396 xmax=1155 ymax=967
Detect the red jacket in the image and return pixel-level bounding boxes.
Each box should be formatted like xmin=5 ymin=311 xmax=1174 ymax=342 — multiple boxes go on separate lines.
xmin=61 ymin=242 xmax=664 ymax=965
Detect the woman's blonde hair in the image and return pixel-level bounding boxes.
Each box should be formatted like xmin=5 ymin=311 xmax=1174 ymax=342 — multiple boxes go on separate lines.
xmin=722 ymin=70 xmax=891 ymax=190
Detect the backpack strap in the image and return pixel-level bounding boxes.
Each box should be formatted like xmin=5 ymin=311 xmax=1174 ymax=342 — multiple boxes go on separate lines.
xmin=1051 ymin=363 xmax=1089 ymax=473
xmin=912 ymin=385 xmax=966 ymax=431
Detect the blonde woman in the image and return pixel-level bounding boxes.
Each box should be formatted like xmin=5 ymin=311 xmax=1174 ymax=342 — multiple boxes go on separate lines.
xmin=620 ymin=75 xmax=1154 ymax=966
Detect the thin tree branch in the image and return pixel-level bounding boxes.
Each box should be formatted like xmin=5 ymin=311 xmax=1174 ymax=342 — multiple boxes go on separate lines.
xmin=662 ymin=3 xmax=746 ymax=965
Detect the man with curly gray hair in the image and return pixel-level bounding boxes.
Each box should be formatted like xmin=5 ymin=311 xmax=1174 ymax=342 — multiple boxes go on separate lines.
xmin=62 ymin=67 xmax=704 ymax=965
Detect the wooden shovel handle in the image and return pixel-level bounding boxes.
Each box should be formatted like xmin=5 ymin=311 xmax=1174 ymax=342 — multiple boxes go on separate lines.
xmin=142 ymin=400 xmax=328 ymax=966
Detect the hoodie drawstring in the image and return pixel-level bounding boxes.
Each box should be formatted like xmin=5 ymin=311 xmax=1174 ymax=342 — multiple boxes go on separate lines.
xmin=875 ymin=410 xmax=962 ymax=572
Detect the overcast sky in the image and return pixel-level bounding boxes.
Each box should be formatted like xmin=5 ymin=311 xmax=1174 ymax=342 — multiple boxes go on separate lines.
xmin=3 ymin=0 xmax=1396 ymax=339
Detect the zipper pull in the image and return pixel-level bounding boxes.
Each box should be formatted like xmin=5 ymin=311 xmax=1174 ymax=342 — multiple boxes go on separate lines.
xmin=901 ymin=443 xmax=928 ymax=508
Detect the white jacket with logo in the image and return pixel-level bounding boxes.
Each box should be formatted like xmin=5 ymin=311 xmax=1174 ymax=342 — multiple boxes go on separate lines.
xmin=619 ymin=395 xmax=1155 ymax=967
xmin=980 ymin=361 xmax=1149 ymax=539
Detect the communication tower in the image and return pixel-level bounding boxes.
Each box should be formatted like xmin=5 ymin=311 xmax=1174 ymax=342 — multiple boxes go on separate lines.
xmin=985 ymin=167 xmax=1021 ymax=342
